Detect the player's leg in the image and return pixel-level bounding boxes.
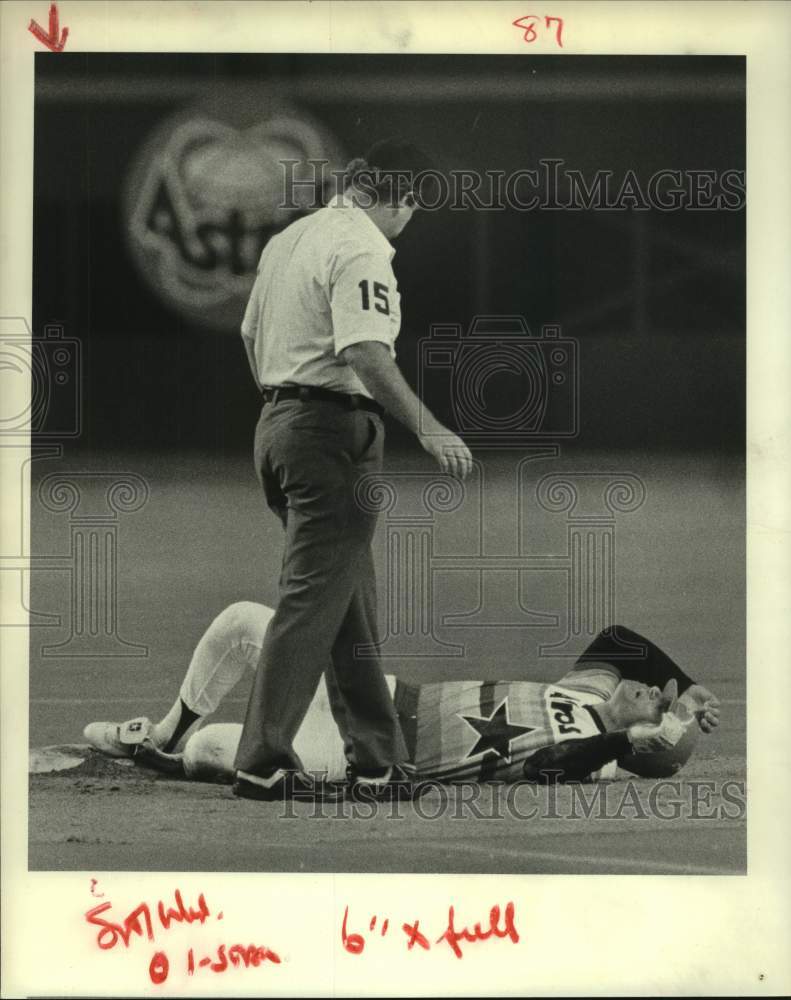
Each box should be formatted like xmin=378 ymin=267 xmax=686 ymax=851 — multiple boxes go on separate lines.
xmin=83 ymin=602 xmax=274 ymax=764
xmin=155 ymin=601 xmax=276 ymax=749
xmin=178 ymin=590 xmax=404 ymax=785
xmin=184 ymin=613 xmax=368 ymax=785
xmin=184 ymin=678 xmax=352 ymax=784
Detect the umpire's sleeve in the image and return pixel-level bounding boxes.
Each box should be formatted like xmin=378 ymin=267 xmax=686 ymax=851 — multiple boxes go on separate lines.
xmin=330 ymin=249 xmax=396 ymax=356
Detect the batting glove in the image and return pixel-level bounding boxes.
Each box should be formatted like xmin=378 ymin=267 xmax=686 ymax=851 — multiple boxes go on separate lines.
xmin=627 ymin=711 xmax=690 ymax=754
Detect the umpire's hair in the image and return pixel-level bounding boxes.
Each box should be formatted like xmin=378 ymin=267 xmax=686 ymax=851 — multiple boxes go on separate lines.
xmin=343 ymin=137 xmax=437 ymax=208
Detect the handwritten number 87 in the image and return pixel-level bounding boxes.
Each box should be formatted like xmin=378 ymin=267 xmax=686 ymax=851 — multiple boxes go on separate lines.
xmin=512 ymin=15 xmax=564 ymax=47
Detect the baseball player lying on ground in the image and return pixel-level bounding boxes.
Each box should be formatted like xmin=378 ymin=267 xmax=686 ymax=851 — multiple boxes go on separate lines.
xmin=84 ymin=602 xmax=720 ymax=789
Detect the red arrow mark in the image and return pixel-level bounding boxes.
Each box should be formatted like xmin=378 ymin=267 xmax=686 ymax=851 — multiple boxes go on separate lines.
xmin=29 ymin=3 xmax=69 ymax=52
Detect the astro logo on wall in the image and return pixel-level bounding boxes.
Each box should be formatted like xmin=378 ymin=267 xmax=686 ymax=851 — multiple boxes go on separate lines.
xmin=124 ymin=101 xmax=345 ymax=332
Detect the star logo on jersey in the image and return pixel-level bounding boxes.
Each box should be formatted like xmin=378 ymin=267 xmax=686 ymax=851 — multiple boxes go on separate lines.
xmin=460 ymin=698 xmax=535 ymax=762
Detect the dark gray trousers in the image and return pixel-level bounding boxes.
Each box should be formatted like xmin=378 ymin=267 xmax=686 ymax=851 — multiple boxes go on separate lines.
xmin=234 ymin=397 xmax=408 ymax=777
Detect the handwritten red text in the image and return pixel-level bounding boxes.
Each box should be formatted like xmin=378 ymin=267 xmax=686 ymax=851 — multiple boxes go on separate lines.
xmin=85 ymin=888 xmax=210 ymax=950
xmin=512 ymin=15 xmax=565 ymax=47
xmin=437 ymin=902 xmax=520 ymax=959
xmin=187 ymin=943 xmax=281 ymax=976
xmin=342 ymin=901 xmax=520 ymax=959
xmin=28 ymin=3 xmax=69 ymax=52
xmin=84 ymin=887 xmax=280 ymax=985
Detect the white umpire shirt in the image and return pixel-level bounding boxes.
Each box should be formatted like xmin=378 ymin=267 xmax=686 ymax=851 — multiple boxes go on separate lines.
xmin=241 ymin=192 xmax=402 ymax=399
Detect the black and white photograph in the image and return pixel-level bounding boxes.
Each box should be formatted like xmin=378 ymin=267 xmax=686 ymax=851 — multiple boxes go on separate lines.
xmin=2 ymin=2 xmax=790 ymax=996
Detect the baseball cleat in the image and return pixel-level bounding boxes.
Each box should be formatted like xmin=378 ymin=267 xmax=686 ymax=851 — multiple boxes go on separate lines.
xmin=83 ymin=717 xmax=154 ymax=758
xmin=83 ymin=717 xmax=184 ymax=775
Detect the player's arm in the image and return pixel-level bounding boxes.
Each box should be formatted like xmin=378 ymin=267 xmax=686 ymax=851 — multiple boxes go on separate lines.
xmin=523 ymin=732 xmax=632 ymax=784
xmin=569 ymin=626 xmax=720 ymax=732
xmin=523 ymin=711 xmax=691 ymax=783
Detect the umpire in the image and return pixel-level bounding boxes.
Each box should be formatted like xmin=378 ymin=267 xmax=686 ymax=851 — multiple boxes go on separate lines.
xmin=234 ymin=138 xmax=473 ymax=801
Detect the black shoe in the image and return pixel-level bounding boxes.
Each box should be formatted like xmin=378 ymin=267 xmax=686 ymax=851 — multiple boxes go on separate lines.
xmin=346 ymin=763 xmax=420 ymax=802
xmin=233 ymin=769 xmax=344 ymax=802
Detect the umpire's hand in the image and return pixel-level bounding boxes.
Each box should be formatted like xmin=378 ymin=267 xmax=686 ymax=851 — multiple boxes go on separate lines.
xmin=418 ymin=429 xmax=474 ymax=479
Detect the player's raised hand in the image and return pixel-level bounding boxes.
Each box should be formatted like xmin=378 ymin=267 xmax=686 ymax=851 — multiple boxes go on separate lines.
xmin=679 ymin=684 xmax=721 ymax=734
xmin=419 ymin=428 xmax=473 ymax=479
xmin=697 ymin=701 xmax=720 ymax=733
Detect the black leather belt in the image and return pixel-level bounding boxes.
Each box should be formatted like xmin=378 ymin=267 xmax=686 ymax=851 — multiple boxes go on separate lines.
xmin=262 ymin=384 xmax=384 ymax=418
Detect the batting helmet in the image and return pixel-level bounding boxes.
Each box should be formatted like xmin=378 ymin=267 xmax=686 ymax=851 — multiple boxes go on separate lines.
xmin=619 ymin=687 xmax=702 ymax=778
